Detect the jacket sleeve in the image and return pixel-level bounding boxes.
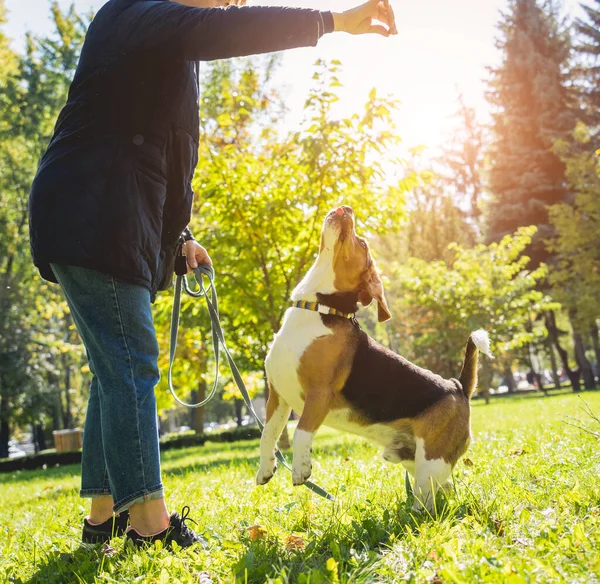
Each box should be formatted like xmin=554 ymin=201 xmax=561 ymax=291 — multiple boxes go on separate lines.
xmin=115 ymin=2 xmax=334 ymax=61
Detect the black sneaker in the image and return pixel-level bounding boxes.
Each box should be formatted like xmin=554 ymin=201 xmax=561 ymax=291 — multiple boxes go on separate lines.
xmin=126 ymin=506 xmax=207 ymax=550
xmin=82 ymin=510 xmax=129 ymax=544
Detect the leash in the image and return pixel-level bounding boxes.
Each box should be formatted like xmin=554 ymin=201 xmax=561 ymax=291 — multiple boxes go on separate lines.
xmin=168 ymin=264 xmax=334 ymax=501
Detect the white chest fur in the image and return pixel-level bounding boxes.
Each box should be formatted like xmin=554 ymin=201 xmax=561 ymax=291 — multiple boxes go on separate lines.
xmin=265 ymin=308 xmax=332 ymax=413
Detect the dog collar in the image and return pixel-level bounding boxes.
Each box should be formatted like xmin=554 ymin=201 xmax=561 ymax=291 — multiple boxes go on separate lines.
xmin=291 ymin=300 xmax=355 ymax=319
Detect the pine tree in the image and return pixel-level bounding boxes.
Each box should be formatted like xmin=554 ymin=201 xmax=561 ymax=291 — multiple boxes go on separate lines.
xmin=486 ymin=0 xmax=574 ymax=266
xmin=439 ymin=94 xmax=486 ymax=232
xmin=575 ymin=0 xmax=600 ymax=128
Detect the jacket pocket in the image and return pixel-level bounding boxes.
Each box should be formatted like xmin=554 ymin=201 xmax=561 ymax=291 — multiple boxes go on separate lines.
xmin=129 ymin=133 xmax=168 ymax=186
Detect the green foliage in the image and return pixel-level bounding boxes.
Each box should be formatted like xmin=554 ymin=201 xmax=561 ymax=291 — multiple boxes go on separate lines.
xmin=574 ymin=0 xmax=600 ymax=128
xmin=394 ymin=166 xmax=476 ymax=264
xmin=153 ymin=58 xmax=412 ymax=411
xmin=192 ymin=59 xmax=407 ymax=362
xmin=386 ymin=227 xmax=557 ymax=377
xmin=549 ymin=124 xmax=600 ymax=332
xmin=1 ymin=393 xmax=599 ymax=582
xmin=0 ymin=2 xmax=89 ymax=455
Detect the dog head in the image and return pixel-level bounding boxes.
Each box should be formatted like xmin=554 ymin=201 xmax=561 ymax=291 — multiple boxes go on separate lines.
xmin=320 ymin=206 xmax=391 ymax=323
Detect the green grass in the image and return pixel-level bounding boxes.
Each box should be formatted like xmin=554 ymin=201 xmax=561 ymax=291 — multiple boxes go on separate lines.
xmin=1 ymin=392 xmax=600 ymax=583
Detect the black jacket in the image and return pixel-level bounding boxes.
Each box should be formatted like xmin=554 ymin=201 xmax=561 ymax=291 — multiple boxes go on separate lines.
xmin=29 ymin=0 xmax=333 ymax=299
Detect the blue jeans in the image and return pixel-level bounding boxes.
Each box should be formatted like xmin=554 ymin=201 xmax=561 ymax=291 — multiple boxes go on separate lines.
xmin=51 ymin=264 xmax=164 ymax=513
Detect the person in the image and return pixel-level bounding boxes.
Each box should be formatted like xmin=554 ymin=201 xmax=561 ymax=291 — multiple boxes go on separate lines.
xmin=28 ymin=0 xmax=397 ymax=549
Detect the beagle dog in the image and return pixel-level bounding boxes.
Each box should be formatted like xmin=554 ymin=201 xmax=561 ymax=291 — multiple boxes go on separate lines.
xmin=257 ymin=206 xmax=491 ymax=511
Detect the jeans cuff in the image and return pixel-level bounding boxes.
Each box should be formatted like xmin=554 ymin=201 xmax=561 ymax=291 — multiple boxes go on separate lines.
xmin=113 ymin=486 xmax=164 ymax=514
xmin=80 ymin=489 xmax=113 ymax=498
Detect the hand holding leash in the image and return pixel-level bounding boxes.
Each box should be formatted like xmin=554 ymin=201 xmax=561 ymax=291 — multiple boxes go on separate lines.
xmin=181 ymin=240 xmax=212 ymax=273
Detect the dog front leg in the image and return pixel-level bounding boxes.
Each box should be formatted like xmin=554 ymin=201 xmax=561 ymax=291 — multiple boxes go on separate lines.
xmin=256 ymin=387 xmax=291 ymax=485
xmin=292 ymin=390 xmax=332 ymax=486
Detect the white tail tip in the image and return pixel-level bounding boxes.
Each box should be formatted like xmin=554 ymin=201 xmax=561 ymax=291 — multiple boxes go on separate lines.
xmin=471 ymin=330 xmax=493 ymax=359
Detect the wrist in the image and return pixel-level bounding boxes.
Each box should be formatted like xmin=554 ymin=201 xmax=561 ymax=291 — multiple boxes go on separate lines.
xmin=332 ymin=12 xmax=345 ymax=32
xmin=182 ymin=227 xmax=195 ymax=242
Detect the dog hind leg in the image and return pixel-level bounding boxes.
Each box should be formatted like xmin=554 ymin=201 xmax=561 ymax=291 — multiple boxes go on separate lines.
xmin=412 ymin=438 xmax=452 ymax=513
xmin=256 ymin=385 xmax=292 ymax=485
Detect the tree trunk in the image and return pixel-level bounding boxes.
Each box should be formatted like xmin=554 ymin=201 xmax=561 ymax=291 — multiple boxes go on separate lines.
xmin=545 ymin=311 xmax=581 ymax=392
xmin=590 ymin=322 xmax=600 ymax=380
xmin=480 ymin=358 xmax=492 ymax=405
xmin=528 ymin=343 xmax=547 ymax=396
xmin=234 ymin=399 xmax=243 ymax=428
xmin=386 ymin=322 xmax=397 ymax=352
xmin=52 ymin=391 xmax=62 ymax=435
xmin=573 ymin=331 xmax=595 ymax=390
xmin=190 ymin=379 xmax=207 ymax=433
xmin=33 ymin=423 xmax=46 ymax=453
xmin=547 ymin=338 xmax=561 ymax=389
xmin=533 ymin=370 xmax=546 ymax=395
xmin=63 ymin=356 xmax=73 ymax=429
xmin=0 ymin=394 xmax=9 ymax=459
xmin=504 ymin=362 xmax=516 ymax=393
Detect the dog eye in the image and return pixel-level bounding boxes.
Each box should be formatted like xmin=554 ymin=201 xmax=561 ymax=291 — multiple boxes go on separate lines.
xmin=359 ymin=240 xmax=367 ymax=249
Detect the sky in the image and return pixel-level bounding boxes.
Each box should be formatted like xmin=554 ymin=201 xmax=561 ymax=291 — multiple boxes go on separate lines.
xmin=3 ymin=0 xmax=584 ymax=154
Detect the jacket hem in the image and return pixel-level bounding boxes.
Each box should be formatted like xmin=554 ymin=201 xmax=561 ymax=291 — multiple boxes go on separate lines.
xmin=37 ymin=257 xmax=152 ymax=293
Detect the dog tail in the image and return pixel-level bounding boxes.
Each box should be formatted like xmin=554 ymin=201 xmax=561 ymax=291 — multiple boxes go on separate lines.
xmin=459 ymin=330 xmax=493 ymax=399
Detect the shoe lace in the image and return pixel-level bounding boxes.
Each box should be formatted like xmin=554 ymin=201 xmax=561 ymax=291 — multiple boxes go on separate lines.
xmin=176 ymin=505 xmax=198 ymax=537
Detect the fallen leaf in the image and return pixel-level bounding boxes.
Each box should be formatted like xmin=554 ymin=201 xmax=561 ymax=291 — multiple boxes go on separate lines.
xmin=246 ymin=525 xmax=267 ymax=541
xmin=463 ymin=458 xmax=474 ymax=467
xmin=285 ymin=534 xmax=305 ymax=551
xmin=510 ymin=449 xmax=528 ymax=456
xmin=100 ymin=542 xmax=117 ymax=557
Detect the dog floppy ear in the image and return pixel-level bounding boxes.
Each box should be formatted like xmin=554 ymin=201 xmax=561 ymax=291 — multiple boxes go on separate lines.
xmin=358 ymin=266 xmax=391 ymax=323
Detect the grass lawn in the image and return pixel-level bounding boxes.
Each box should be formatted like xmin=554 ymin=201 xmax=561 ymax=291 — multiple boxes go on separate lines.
xmin=1 ymin=391 xmax=599 ymax=583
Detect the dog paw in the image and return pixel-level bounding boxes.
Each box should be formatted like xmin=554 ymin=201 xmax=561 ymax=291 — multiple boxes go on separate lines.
xmin=292 ymin=460 xmax=312 ymax=486
xmin=411 ymin=493 xmax=435 ymax=514
xmin=256 ymin=460 xmax=277 ymax=485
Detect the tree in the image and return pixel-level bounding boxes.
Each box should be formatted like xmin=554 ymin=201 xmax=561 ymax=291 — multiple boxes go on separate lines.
xmin=548 ymin=123 xmax=599 ymax=389
xmin=0 ymin=3 xmax=88 ymax=456
xmin=439 ymin=94 xmax=486 ymax=229
xmin=151 ymin=59 xmax=412 ymax=430
xmin=189 ymin=59 xmax=408 ymax=368
xmin=385 ymin=227 xmax=557 ymax=402
xmin=574 ymin=0 xmax=600 ymax=130
xmin=399 ymin=168 xmax=475 ymax=264
xmin=486 ymin=0 xmax=574 ymax=266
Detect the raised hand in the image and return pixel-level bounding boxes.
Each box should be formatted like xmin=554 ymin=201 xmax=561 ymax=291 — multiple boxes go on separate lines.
xmin=333 ymin=0 xmax=398 ymax=37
